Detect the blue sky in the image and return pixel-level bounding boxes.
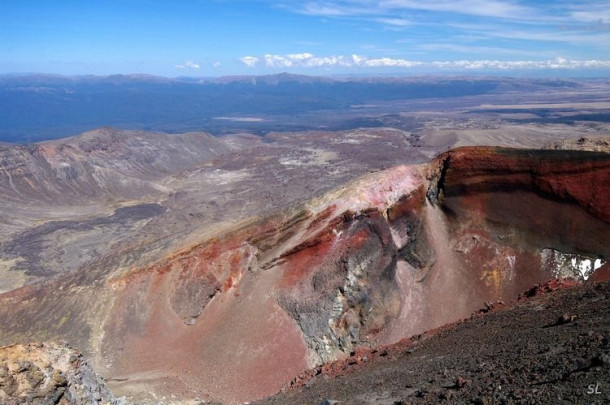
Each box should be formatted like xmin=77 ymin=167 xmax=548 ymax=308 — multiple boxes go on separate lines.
xmin=1 ymin=0 xmax=609 ymax=76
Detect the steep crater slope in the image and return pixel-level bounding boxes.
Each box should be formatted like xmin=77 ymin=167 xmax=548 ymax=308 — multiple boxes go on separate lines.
xmin=0 ymin=147 xmax=608 ymax=404
xmin=0 ymin=127 xmax=235 ymax=292
xmin=257 ymin=280 xmax=610 ymax=405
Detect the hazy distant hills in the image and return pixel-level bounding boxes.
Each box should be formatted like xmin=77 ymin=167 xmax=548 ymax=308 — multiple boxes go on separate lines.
xmin=0 ymin=73 xmax=583 ymax=143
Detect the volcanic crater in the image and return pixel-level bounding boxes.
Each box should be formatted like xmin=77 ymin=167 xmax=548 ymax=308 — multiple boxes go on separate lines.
xmin=0 ymin=127 xmax=608 ymax=404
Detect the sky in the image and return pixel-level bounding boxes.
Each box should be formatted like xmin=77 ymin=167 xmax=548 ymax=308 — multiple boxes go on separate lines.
xmin=1 ymin=0 xmax=610 ymax=77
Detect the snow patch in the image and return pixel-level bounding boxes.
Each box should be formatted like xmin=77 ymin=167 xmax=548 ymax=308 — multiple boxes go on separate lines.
xmin=541 ymin=248 xmax=605 ymax=281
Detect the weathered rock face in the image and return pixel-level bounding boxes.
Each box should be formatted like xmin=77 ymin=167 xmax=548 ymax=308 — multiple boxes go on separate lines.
xmin=428 ymin=147 xmax=609 ymax=295
xmin=0 ymin=147 xmax=608 ymax=404
xmin=0 ymin=343 xmax=123 ymax=405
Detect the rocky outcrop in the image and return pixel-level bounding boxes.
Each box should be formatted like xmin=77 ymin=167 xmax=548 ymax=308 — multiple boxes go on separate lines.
xmin=0 ymin=343 xmax=124 ymax=405
xmin=0 ymin=147 xmax=608 ymax=404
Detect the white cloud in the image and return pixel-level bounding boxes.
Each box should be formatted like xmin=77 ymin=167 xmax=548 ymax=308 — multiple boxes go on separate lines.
xmin=279 ymin=0 xmax=610 ymax=63
xmin=264 ymin=54 xmax=293 ymax=67
xmin=241 ymin=53 xmax=423 ymax=68
xmin=362 ymin=57 xmax=422 ymax=67
xmin=284 ymin=0 xmax=610 ymax=39
xmin=240 ymin=53 xmax=610 ymax=71
xmin=240 ymin=56 xmax=260 ymax=67
xmin=570 ymin=3 xmax=610 ymax=24
xmin=287 ymin=53 xmax=315 ymax=60
xmin=572 ymin=10 xmax=610 ymax=24
xmin=477 ymin=27 xmax=610 ymax=45
xmin=175 ymin=60 xmax=200 ymax=69
xmin=381 ymin=0 xmax=533 ymax=19
xmin=299 ymin=55 xmax=355 ymax=67
xmin=375 ymin=17 xmax=411 ymax=27
xmin=294 ymin=0 xmax=537 ymax=21
xmin=432 ymin=57 xmax=610 ymax=70
xmin=441 ymin=20 xmax=610 ymax=50
xmin=300 ymin=2 xmax=373 ymax=16
xmin=417 ymin=43 xmax=548 ymax=57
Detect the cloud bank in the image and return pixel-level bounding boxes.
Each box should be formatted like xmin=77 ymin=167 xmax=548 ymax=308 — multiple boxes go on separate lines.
xmin=239 ymin=54 xmax=610 ymax=71
xmin=240 ymin=53 xmax=423 ymax=68
xmin=432 ymin=57 xmax=610 ymax=70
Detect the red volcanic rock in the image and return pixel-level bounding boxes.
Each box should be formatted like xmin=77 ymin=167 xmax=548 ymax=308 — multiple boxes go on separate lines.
xmin=429 ymin=147 xmax=610 ymax=223
xmin=589 ymin=262 xmax=610 ymax=282
xmin=0 ymin=147 xmax=608 ymax=404
xmin=518 ymin=278 xmax=581 ymax=300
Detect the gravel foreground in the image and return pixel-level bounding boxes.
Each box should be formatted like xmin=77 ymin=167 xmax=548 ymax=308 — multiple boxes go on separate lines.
xmin=256 ymin=280 xmax=610 ymax=405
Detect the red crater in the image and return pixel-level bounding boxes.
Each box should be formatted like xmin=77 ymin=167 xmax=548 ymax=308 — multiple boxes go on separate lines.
xmin=0 ymin=146 xmax=608 ymax=404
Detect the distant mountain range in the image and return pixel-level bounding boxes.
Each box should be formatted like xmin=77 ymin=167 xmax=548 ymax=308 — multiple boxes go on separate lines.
xmin=0 ymin=73 xmax=583 ymax=143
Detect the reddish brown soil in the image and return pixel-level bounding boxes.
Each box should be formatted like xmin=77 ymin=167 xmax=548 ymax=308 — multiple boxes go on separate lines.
xmin=257 ymin=280 xmax=610 ymax=405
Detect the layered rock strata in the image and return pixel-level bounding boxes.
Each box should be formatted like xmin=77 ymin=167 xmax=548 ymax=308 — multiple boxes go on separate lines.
xmin=0 ymin=147 xmax=608 ymax=404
